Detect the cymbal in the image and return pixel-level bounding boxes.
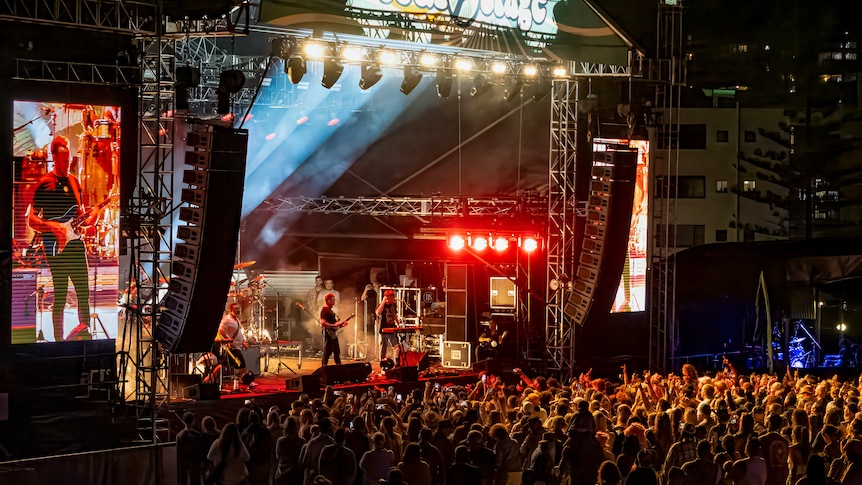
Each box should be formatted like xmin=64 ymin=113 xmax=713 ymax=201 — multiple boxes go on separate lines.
xmin=790 ymin=337 xmax=805 ymax=344
xmin=214 ymin=338 xmax=233 ymax=343
xmin=251 ymin=275 xmax=267 ymax=283
xmin=233 ymin=260 xmax=256 ymax=270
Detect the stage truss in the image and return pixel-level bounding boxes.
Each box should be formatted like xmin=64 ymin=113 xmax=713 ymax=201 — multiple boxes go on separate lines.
xmin=545 ymin=80 xmax=579 ymax=379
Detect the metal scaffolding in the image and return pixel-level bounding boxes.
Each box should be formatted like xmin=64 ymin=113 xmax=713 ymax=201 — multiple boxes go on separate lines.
xmin=648 ymin=1 xmax=684 ymax=373
xmin=261 ymin=195 xmax=541 ymax=218
xmin=545 ymin=80 xmax=579 ymax=379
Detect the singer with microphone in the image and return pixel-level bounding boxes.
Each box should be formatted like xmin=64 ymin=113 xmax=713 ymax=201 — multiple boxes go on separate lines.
xmin=375 ymin=289 xmax=399 ymax=363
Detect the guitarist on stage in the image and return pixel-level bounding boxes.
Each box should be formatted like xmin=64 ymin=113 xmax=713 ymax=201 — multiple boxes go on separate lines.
xmin=28 ymin=135 xmax=92 ymax=342
xmin=320 ymin=292 xmax=350 ymax=366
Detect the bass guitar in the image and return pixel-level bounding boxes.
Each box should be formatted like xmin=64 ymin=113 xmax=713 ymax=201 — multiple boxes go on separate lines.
xmin=323 ymin=313 xmax=355 ymax=340
xmin=41 ymin=193 xmax=118 ymax=256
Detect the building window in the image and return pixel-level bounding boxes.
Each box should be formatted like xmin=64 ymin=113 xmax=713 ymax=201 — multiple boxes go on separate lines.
xmin=658 ymin=124 xmax=707 ymax=149
xmin=716 ymin=180 xmax=728 ymax=193
xmin=743 ymin=180 xmax=757 ymax=192
xmin=744 ymin=131 xmax=756 ymax=143
xmin=716 ymin=130 xmax=729 ymax=142
xmin=716 ymin=229 xmax=728 ymax=242
xmin=657 ymin=225 xmax=706 ymax=248
xmin=656 ymin=176 xmax=706 ymax=198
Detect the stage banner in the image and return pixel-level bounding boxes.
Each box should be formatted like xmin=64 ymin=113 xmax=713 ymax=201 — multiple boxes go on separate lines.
xmin=259 ymin=0 xmax=630 ymax=65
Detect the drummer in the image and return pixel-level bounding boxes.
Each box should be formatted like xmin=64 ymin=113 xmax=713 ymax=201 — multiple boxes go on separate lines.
xmin=216 ymin=303 xmax=249 ymax=378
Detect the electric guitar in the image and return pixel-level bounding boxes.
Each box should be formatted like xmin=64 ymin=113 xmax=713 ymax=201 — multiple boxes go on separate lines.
xmin=41 ymin=193 xmax=118 ymax=256
xmin=323 ymin=313 xmax=355 ymax=340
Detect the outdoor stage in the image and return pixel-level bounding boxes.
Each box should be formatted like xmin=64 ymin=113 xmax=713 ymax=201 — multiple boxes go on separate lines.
xmin=164 ymin=352 xmax=483 ymax=436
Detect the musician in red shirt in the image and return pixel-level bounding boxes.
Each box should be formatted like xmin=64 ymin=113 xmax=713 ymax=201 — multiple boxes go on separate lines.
xmin=28 ymin=135 xmax=91 ymax=342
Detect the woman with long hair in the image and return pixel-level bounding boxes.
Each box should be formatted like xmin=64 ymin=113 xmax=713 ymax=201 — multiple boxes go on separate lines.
xmin=206 ymin=422 xmax=250 ymax=485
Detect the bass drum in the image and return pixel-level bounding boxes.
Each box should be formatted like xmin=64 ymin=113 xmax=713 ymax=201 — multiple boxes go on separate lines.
xmin=789 ymin=345 xmax=806 ymax=368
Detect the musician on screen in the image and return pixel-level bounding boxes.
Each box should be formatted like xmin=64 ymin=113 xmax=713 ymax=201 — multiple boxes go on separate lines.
xmin=320 ymin=292 xmax=351 ymax=366
xmin=217 ymin=303 xmax=249 ymax=378
xmin=28 ymin=135 xmax=92 ymax=342
xmin=375 ymin=289 xmax=399 ymax=363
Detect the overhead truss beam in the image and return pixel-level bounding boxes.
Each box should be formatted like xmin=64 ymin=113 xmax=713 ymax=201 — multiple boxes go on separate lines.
xmin=261 ymin=195 xmax=545 ymax=218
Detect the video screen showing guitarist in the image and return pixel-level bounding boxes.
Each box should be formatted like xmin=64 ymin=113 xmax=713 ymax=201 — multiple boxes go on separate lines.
xmin=28 ymin=135 xmax=92 ymax=342
xmin=320 ymin=292 xmax=353 ymax=366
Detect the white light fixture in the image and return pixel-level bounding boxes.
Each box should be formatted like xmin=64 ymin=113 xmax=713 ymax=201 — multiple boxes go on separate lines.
xmin=341 ymin=45 xmax=364 ymax=62
xmin=522 ymin=64 xmax=539 ymax=77
xmin=378 ymin=49 xmax=399 ymax=65
xmin=454 ymin=58 xmax=473 ymax=72
xmin=303 ymin=41 xmax=327 ymax=60
xmin=419 ymin=53 xmax=440 ymax=67
xmin=551 ymin=66 xmax=568 ymax=78
xmin=490 ymin=62 xmax=507 ymax=75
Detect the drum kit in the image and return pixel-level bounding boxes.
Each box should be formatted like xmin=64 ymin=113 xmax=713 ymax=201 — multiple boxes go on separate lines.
xmin=228 ymin=260 xmax=272 ymax=345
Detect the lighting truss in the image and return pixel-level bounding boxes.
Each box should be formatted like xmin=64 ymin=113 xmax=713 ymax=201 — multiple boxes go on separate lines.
xmin=0 ymin=0 xmax=158 ymax=33
xmin=261 ymin=195 xmax=545 ymax=218
xmin=13 ymin=59 xmax=139 ymax=85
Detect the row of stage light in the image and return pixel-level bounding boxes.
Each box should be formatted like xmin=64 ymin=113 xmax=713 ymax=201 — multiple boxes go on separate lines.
xmin=446 ymin=234 xmax=540 ymax=253
xmin=271 ymin=37 xmax=568 ymax=100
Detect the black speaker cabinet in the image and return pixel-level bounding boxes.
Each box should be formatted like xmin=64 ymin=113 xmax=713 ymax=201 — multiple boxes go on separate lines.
xmin=185 ymin=383 xmax=220 ymax=400
xmin=312 ymin=362 xmax=372 ymax=385
xmin=286 ymin=374 xmax=320 ymax=392
xmin=385 ymin=366 xmax=419 ymax=382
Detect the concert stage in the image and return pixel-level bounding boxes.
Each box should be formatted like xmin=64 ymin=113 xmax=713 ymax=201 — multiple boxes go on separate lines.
xmin=164 ymin=356 xmax=481 ymax=436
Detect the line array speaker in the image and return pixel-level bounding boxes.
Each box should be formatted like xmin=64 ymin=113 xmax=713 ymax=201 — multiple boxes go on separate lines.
xmin=155 ymin=126 xmax=248 ymax=353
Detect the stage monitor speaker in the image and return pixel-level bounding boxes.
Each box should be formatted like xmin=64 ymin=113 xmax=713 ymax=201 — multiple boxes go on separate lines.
xmin=386 ymin=366 xmax=419 ymax=382
xmin=312 ymin=362 xmax=372 ymax=385
xmin=184 ymin=383 xmax=220 ymax=400
xmin=155 ymin=126 xmax=248 ymax=353
xmin=171 ymin=373 xmax=202 ymax=398
xmin=286 ymin=374 xmax=320 ymax=392
xmin=241 ymin=347 xmax=261 ymax=375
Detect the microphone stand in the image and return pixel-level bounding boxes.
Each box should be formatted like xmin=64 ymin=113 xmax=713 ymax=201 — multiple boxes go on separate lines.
xmin=273 ymin=290 xmax=295 ymax=374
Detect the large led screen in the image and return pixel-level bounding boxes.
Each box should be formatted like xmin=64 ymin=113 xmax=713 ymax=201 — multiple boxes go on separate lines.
xmin=595 ymin=138 xmax=649 ymax=313
xmin=11 ymin=101 xmax=121 ymax=343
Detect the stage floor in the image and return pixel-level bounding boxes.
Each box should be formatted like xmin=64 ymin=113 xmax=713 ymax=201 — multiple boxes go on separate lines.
xmin=163 ymin=353 xmax=479 ymax=436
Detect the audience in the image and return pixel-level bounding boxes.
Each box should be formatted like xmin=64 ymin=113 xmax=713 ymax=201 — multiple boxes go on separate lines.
xmin=175 ymin=363 xmax=862 ymax=484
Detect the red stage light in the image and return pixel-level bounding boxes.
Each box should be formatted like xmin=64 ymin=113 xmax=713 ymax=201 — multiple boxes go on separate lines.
xmin=297 ymin=116 xmax=308 ymax=125
xmin=522 ymin=237 xmax=538 ymax=252
xmin=265 ymin=132 xmax=277 ymax=140
xmin=472 ymin=236 xmax=488 ymax=251
xmin=448 ymin=235 xmax=465 ymax=250
xmin=494 ymin=237 xmax=509 ymax=251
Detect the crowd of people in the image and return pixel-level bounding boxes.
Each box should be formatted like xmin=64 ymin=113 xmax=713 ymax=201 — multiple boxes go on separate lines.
xmin=176 ymin=361 xmax=862 ymax=485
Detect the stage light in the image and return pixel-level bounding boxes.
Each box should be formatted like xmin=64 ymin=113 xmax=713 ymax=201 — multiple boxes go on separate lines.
xmin=552 ymin=65 xmax=568 ymax=78
xmin=420 ymin=52 xmax=439 ymax=67
xmin=491 ymin=61 xmax=507 ymax=75
xmin=436 ymin=67 xmax=453 ymax=98
xmin=379 ymin=49 xmax=399 ymax=65
xmin=448 ymin=235 xmax=465 ymax=250
xmin=286 ymin=55 xmax=306 ymax=84
xmin=522 ymin=64 xmax=538 ymax=77
xmin=321 ymin=56 xmax=344 ymax=89
xmin=472 ymin=236 xmax=488 ymax=251
xmin=494 ymin=237 xmax=509 ymax=251
xmin=303 ymin=41 xmax=327 ymax=60
xmin=838 ymin=322 xmax=848 ymax=332
xmin=401 ymin=66 xmax=422 ymax=95
xmin=454 ymin=57 xmax=473 ymax=72
xmin=217 ymin=69 xmax=245 ymax=115
xmin=530 ymin=77 xmax=552 ymax=102
xmin=503 ymin=78 xmax=522 ymax=102
xmin=359 ymin=62 xmax=383 ymax=90
xmin=471 ymin=74 xmax=490 ymax=97
xmin=342 ymin=45 xmax=364 ymax=62
xmin=522 ymin=237 xmax=538 ymax=252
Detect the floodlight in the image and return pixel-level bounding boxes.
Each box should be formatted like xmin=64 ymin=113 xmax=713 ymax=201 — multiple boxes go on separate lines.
xmin=436 ymin=67 xmax=453 ymax=98
xmin=471 ymin=74 xmax=491 ymax=97
xmin=359 ymin=62 xmax=383 ymax=90
xmin=286 ymin=55 xmax=306 ymax=84
xmin=321 ymin=57 xmax=344 ymax=89
xmin=401 ymin=66 xmax=422 ymax=95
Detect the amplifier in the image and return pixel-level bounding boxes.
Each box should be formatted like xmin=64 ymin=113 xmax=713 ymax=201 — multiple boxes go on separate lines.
xmin=441 ymin=341 xmax=471 ymax=369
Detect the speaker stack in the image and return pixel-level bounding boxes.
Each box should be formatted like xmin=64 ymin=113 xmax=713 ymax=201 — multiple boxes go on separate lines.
xmin=565 ymin=157 xmax=612 ymax=326
xmin=155 ymin=126 xmax=249 ymax=353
